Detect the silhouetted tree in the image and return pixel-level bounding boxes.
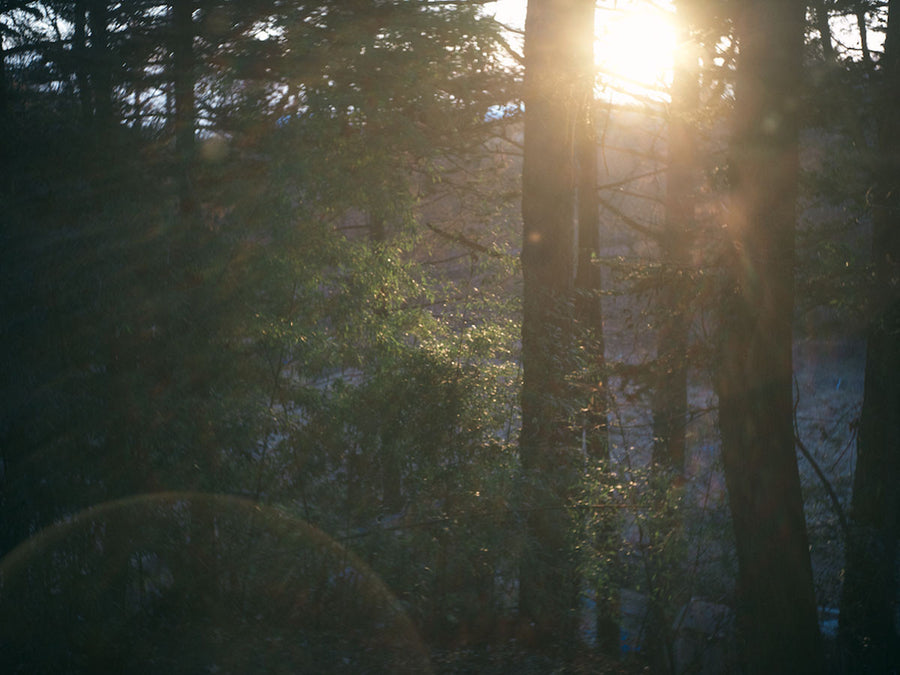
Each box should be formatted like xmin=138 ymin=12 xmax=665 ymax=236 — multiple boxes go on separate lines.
xmin=651 ymin=0 xmax=701 ymax=473
xmin=716 ymin=0 xmax=824 ymax=671
xmin=838 ymin=1 xmax=900 ymax=670
xmin=574 ymin=0 xmax=609 ymax=465
xmin=519 ymin=0 xmax=589 ymax=648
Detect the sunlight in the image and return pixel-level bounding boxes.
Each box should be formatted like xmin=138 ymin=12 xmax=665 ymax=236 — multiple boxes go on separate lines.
xmin=596 ymin=1 xmax=676 ymax=95
xmin=490 ymin=0 xmax=678 ymax=100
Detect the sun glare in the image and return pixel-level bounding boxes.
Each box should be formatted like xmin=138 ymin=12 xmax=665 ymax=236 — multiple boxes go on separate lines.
xmin=491 ymin=0 xmax=678 ymax=100
xmin=596 ymin=3 xmax=676 ymax=95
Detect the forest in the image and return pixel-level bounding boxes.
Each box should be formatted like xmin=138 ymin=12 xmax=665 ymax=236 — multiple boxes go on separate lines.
xmin=0 ymin=0 xmax=898 ymax=673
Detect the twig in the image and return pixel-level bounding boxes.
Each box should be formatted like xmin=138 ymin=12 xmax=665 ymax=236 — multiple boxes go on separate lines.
xmin=426 ymin=222 xmax=511 ymax=260
xmin=597 ymin=195 xmax=662 ymax=242
xmin=792 ymin=377 xmax=851 ymax=539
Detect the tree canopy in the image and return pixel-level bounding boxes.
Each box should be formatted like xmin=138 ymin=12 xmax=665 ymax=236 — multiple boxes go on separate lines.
xmin=1 ymin=1 xmax=897 ymax=672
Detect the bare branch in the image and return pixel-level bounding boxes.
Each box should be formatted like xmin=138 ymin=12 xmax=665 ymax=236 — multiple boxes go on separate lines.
xmin=597 ymin=195 xmax=662 ymax=241
xmin=426 ymin=222 xmax=511 ymax=260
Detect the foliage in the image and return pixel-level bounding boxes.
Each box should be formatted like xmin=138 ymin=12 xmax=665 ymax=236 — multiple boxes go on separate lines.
xmin=1 ymin=0 xmax=896 ymax=671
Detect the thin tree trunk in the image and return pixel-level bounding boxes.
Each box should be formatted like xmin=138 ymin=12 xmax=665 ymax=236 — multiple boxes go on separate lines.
xmin=87 ymin=0 xmax=112 ymax=130
xmin=173 ymin=0 xmax=196 ymax=218
xmin=717 ymin=1 xmax=824 ymax=672
xmin=811 ymin=0 xmax=835 ymax=60
xmin=73 ymin=0 xmax=92 ymax=121
xmin=574 ymin=0 xmax=608 ymax=464
xmin=652 ymin=2 xmax=698 ymax=473
xmin=857 ymin=5 xmax=872 ymax=67
xmin=0 ymin=33 xmax=8 ymax=197
xmin=570 ymin=1 xmax=620 ymax=655
xmin=519 ymin=0 xmax=585 ymax=648
xmin=642 ymin=8 xmax=703 ymax=669
xmin=0 ymin=34 xmax=7 ymax=122
xmin=838 ymin=1 xmax=900 ymax=669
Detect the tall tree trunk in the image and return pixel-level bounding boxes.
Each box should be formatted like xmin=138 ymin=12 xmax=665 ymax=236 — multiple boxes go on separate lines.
xmin=73 ymin=0 xmax=92 ymax=122
xmin=0 ymin=30 xmax=8 ymax=195
xmin=0 ymin=33 xmax=7 ymax=122
xmin=643 ymin=9 xmax=703 ymax=669
xmin=838 ymin=1 xmax=900 ymax=669
xmin=519 ymin=0 xmax=585 ymax=648
xmin=570 ymin=1 xmax=619 ymax=655
xmin=857 ymin=5 xmax=872 ymax=67
xmin=574 ymin=0 xmax=608 ymax=464
xmin=652 ymin=1 xmax=699 ymax=473
xmin=717 ymin=1 xmax=824 ymax=672
xmin=173 ymin=0 xmax=196 ymax=218
xmin=811 ymin=0 xmax=835 ymax=60
xmin=87 ymin=0 xmax=112 ymax=131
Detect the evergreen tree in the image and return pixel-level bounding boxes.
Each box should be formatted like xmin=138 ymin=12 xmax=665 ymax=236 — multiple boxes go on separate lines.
xmin=716 ymin=0 xmax=824 ymax=671
xmin=838 ymin=0 xmax=900 ymax=669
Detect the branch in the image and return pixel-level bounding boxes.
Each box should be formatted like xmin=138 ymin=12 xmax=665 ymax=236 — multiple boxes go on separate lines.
xmin=493 ymin=30 xmax=525 ymax=65
xmin=793 ymin=377 xmax=851 ymax=540
xmin=426 ymin=222 xmax=512 ymax=260
xmin=597 ymin=168 xmax=665 ymax=192
xmin=795 ymin=432 xmax=850 ymax=540
xmin=597 ymin=195 xmax=661 ymax=242
xmin=605 ymin=188 xmax=665 ymax=205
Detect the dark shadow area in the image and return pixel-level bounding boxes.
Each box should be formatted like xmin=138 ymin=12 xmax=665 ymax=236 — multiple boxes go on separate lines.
xmin=0 ymin=493 xmax=430 ymax=674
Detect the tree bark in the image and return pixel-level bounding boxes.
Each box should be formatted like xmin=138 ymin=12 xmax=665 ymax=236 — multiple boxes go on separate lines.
xmin=73 ymin=0 xmax=92 ymax=122
xmin=811 ymin=0 xmax=835 ymax=61
xmin=573 ymin=0 xmax=608 ymax=464
xmin=857 ymin=5 xmax=872 ymax=67
xmin=569 ymin=1 xmax=621 ymax=655
xmin=652 ymin=1 xmax=699 ymax=473
xmin=838 ymin=1 xmax=900 ymax=669
xmin=0 ymin=32 xmax=7 ymax=122
xmin=717 ymin=1 xmax=824 ymax=672
xmin=519 ymin=0 xmax=586 ymax=648
xmin=87 ymin=0 xmax=112 ymax=130
xmin=173 ymin=0 xmax=196 ymax=218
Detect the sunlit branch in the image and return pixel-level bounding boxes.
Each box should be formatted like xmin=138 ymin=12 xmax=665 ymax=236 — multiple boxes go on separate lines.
xmin=607 ymin=187 xmax=665 ymax=205
xmin=494 ymin=31 xmax=525 ymax=65
xmin=596 ymin=167 xmax=665 ymax=191
xmin=426 ymin=222 xmax=511 ymax=260
xmin=597 ymin=194 xmax=661 ymax=242
xmin=493 ymin=20 xmax=525 ymax=36
xmin=596 ymin=74 xmax=671 ymax=104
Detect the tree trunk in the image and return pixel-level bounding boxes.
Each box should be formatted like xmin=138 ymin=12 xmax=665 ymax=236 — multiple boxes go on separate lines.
xmin=574 ymin=0 xmax=608 ymax=464
xmin=652 ymin=1 xmax=699 ymax=473
xmin=519 ymin=0 xmax=586 ymax=648
xmin=0 ymin=33 xmax=7 ymax=123
xmin=87 ymin=0 xmax=112 ymax=130
xmin=73 ymin=0 xmax=92 ymax=122
xmin=857 ymin=5 xmax=872 ymax=67
xmin=811 ymin=0 xmax=835 ymax=60
xmin=838 ymin=1 xmax=900 ymax=669
xmin=570 ymin=1 xmax=620 ymax=655
xmin=173 ymin=0 xmax=196 ymax=218
xmin=717 ymin=1 xmax=824 ymax=672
